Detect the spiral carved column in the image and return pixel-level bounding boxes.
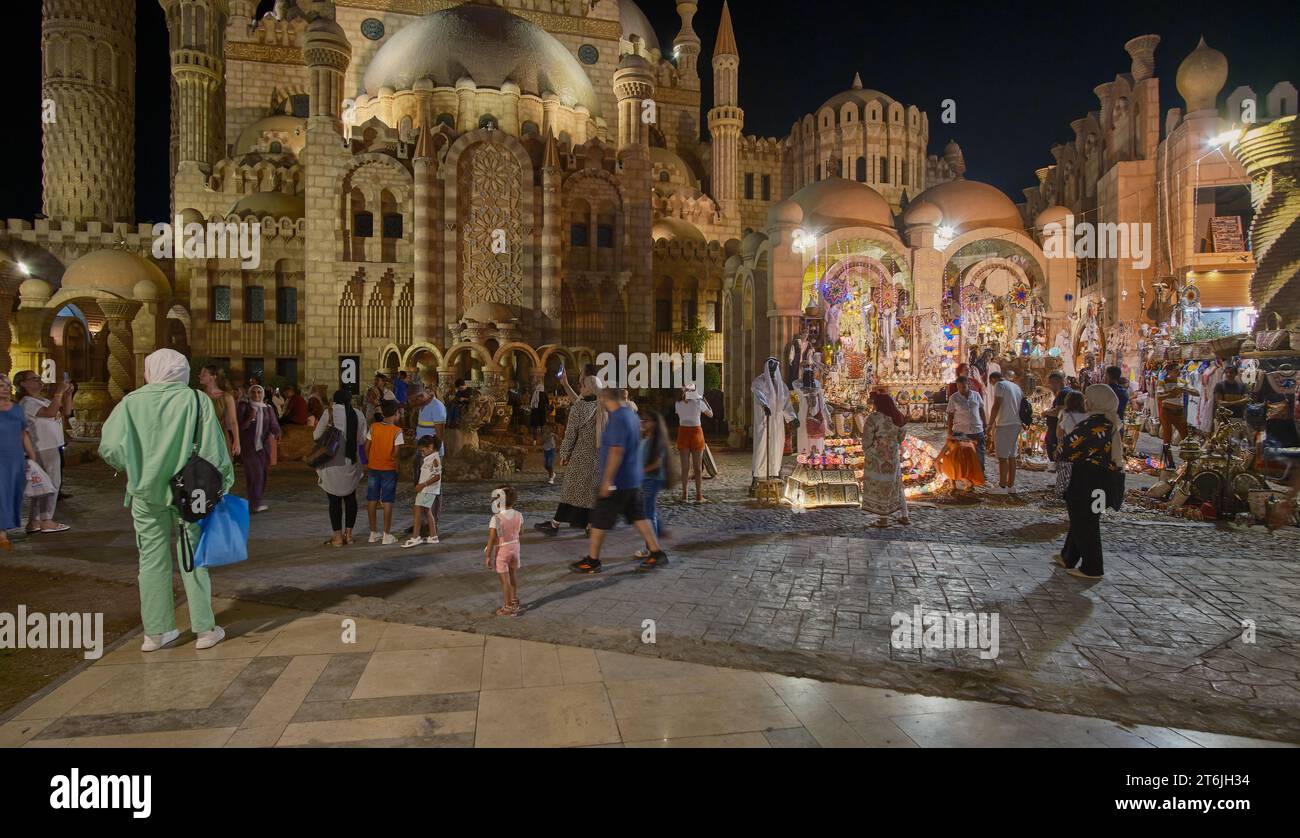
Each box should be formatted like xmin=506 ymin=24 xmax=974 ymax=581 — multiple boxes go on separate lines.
xmin=99 ymin=298 xmax=141 ymax=402
xmin=1232 ymin=116 xmax=1300 ymax=331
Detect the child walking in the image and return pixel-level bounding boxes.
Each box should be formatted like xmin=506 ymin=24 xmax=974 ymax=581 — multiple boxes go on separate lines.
xmin=484 ymin=485 xmax=523 ymax=616
xmin=541 ymin=422 xmax=557 ymax=484
xmin=404 ymin=434 xmax=442 ymax=547
xmin=366 ymin=400 xmax=403 ymax=544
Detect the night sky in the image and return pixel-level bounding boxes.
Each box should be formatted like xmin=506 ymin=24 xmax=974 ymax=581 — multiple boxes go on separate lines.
xmin=4 ymin=0 xmax=1298 ymax=224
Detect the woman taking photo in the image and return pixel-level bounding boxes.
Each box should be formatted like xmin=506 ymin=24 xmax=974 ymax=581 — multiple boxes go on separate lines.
xmin=674 ymin=386 xmax=713 ymax=503
xmin=1054 ymin=383 xmax=1124 ymax=580
xmin=13 ymin=370 xmax=73 ymax=533
xmin=860 ymin=389 xmax=910 ymax=528
xmin=315 ymin=389 xmax=368 ymax=546
xmin=0 ymin=374 xmax=39 ymax=550
xmin=200 ymin=364 xmax=240 ymax=457
xmin=237 ymin=384 xmax=282 ymax=513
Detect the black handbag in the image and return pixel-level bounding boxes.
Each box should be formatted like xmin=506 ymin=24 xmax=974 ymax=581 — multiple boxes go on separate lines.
xmin=169 ymin=390 xmax=225 ymax=571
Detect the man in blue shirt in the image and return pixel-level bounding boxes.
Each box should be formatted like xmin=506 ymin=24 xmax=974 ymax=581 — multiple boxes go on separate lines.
xmin=1106 ymin=365 xmax=1129 ymax=420
xmin=413 ymin=381 xmax=446 ymax=468
xmin=394 ymin=371 xmax=409 ymax=406
xmin=571 ymin=387 xmax=668 ymax=574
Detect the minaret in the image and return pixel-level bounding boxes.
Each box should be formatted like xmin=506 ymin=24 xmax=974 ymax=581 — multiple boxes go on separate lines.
xmin=303 ymin=14 xmax=353 ymax=134
xmin=41 ymin=0 xmax=136 ymax=224
xmin=672 ymin=1 xmax=701 ymax=88
xmin=160 ymin=0 xmax=229 ymax=170
xmin=614 ymin=54 xmax=656 ymax=151
xmin=708 ymin=0 xmax=743 ymax=235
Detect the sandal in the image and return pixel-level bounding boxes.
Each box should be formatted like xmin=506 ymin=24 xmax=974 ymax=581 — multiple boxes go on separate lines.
xmin=633 ymin=548 xmax=651 ymax=559
xmin=324 ymin=538 xmax=345 ymax=547
xmin=42 ymin=524 xmax=71 ymax=533
xmin=494 ymin=605 xmax=518 ymax=617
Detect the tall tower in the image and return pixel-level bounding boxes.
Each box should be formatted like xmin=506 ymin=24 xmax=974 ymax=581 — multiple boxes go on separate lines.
xmin=160 ymin=0 xmax=229 ymax=170
xmin=708 ymin=0 xmax=743 ymax=235
xmin=41 ymin=0 xmax=136 ymax=224
xmin=614 ymin=54 xmax=656 ymax=151
xmin=672 ymin=1 xmax=701 ymax=88
xmin=303 ymin=14 xmax=352 ymax=134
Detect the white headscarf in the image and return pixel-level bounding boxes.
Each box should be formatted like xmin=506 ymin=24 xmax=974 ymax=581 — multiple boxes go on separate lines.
xmin=247 ymin=384 xmax=271 ymax=451
xmin=144 ymin=348 xmax=190 ymax=384
xmin=1083 ymin=383 xmax=1125 ymax=469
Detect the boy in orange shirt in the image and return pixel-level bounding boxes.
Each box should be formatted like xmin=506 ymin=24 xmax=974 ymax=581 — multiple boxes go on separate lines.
xmin=366 ymin=400 xmax=404 ymax=544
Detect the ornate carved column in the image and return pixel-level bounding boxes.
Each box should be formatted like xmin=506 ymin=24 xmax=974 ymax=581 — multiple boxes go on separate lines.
xmin=98 ymin=298 xmax=142 ymax=401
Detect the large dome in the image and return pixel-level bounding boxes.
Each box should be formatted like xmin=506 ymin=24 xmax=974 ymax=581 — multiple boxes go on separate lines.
xmin=362 ymin=4 xmax=601 ymax=115
xmin=783 ymin=177 xmax=896 ymax=234
xmin=908 ymin=179 xmax=1023 ymax=234
xmin=60 ymin=249 xmax=168 ymax=298
xmin=620 ymin=1 xmax=660 ymax=53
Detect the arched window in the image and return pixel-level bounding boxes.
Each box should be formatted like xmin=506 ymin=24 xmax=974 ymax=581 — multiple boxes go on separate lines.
xmin=855 ymin=156 xmax=867 ymax=182
xmin=353 ymin=211 xmax=374 ymax=238
xmin=435 ymin=113 xmax=456 ymax=128
xmin=659 ymin=170 xmax=670 ymax=183
xmin=879 ymin=156 xmax=888 ymax=183
xmin=382 ymin=213 xmax=403 ymax=238
xmin=269 ymin=141 xmax=283 ymax=154
xmin=901 ymin=160 xmax=909 ymax=187
xmin=478 ymin=114 xmax=499 ymax=130
xmin=834 ymin=159 xmax=843 ymax=178
xmin=521 ymin=120 xmax=540 ymax=136
xmin=570 ymin=223 xmax=588 ymax=247
xmin=289 ymin=94 xmax=309 ymax=118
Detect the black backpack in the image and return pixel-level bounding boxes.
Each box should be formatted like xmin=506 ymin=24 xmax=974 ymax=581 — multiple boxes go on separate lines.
xmin=1018 ymin=396 xmax=1034 ymax=427
xmin=170 ymin=390 xmax=225 ymax=570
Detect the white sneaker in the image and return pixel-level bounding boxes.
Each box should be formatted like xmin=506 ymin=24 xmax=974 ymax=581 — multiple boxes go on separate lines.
xmin=141 ymin=629 xmax=180 ymax=652
xmin=195 ymin=626 xmax=225 ymax=650
xmin=368 ymin=532 xmax=381 ymax=544
xmin=255 ymin=504 xmax=269 ymax=512
xmin=382 ymin=533 xmax=398 ymax=545
xmin=425 ymin=536 xmax=439 ymax=544
xmin=547 ymin=477 xmax=555 ymax=485
xmin=401 ymin=537 xmax=423 ymax=548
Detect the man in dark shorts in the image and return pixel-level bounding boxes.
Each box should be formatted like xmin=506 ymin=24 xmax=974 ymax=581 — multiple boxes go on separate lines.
xmin=571 ymin=387 xmax=668 ymax=573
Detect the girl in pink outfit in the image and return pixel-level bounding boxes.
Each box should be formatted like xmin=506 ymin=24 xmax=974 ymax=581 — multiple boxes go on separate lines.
xmin=484 ymin=485 xmax=523 ymax=616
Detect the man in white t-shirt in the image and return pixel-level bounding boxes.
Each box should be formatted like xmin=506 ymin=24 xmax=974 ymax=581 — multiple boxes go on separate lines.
xmin=987 ymin=370 xmax=1024 ymax=494
xmin=946 ymin=375 xmax=986 ymax=471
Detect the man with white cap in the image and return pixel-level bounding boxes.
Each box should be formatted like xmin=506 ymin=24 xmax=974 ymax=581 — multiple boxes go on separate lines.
xmin=100 ymin=348 xmax=235 ymax=651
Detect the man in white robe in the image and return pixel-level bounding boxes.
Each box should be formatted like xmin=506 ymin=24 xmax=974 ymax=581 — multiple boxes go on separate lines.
xmin=752 ymin=357 xmax=796 ymax=486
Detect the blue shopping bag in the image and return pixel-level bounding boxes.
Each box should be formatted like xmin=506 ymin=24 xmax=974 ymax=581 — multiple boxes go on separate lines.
xmin=194 ymin=494 xmax=249 ymax=568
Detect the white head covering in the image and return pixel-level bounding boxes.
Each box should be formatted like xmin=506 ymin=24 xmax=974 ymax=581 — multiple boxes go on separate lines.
xmin=144 ymin=348 xmax=190 ymax=384
xmin=247 ymin=384 xmax=271 ymax=451
xmin=1083 ymin=383 xmax=1124 ymax=469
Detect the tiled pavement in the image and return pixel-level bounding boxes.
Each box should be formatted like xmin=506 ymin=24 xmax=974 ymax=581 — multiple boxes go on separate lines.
xmin=1 ymin=598 xmax=1292 ymax=749
xmin=6 ymin=439 xmax=1300 ymax=744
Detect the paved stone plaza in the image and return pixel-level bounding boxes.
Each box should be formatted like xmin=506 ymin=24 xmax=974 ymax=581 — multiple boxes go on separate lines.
xmin=4 ymin=436 xmax=1299 ymax=746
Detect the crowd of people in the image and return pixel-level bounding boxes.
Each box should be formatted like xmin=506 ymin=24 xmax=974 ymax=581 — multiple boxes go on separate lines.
xmin=1 ymin=344 xmax=1160 ymax=649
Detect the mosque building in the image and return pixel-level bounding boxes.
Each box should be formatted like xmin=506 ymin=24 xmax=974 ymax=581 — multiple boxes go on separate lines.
xmin=1 ymin=0 xmax=1294 ymax=445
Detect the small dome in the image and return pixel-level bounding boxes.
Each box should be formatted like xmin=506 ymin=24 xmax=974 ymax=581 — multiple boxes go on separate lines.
xmin=234 ymin=115 xmax=307 ymax=157
xmin=462 ymin=301 xmax=517 ymax=324
xmin=767 ymin=197 xmax=804 ymax=227
xmin=649 ymin=146 xmax=699 ymax=189
xmin=909 ymin=179 xmax=1023 ymax=234
xmin=817 ymin=80 xmax=896 ymax=121
xmin=1035 ymin=205 xmax=1072 ymax=229
xmin=784 ymin=176 xmax=895 ymax=234
xmin=653 ymin=217 xmax=706 ymax=243
xmin=620 ymin=1 xmax=660 ymax=53
xmin=362 ymin=4 xmax=601 ymax=116
xmin=902 ymin=199 xmax=943 ymax=227
xmin=229 ymin=191 xmax=305 ymax=220
xmin=1177 ymin=36 xmax=1228 ymax=112
xmin=19 ymin=277 xmax=53 ymax=303
xmin=60 ymin=250 xmax=168 ymax=298
xmin=132 ymin=279 xmax=160 ymax=303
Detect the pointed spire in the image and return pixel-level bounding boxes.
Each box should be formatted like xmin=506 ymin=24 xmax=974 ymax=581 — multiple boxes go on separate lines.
xmin=542 ymin=131 xmax=560 ymax=170
xmin=714 ymin=0 xmax=737 ymax=57
xmin=414 ymin=122 xmax=436 ymax=160
xmin=852 ymin=72 xmax=863 ymax=90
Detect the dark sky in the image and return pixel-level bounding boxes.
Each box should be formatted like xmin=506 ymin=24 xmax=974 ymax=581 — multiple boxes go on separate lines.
xmin=5 ymin=0 xmax=1297 ymax=223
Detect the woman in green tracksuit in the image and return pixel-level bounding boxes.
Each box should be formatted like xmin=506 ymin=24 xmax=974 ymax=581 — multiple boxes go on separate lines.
xmin=99 ymin=349 xmax=235 ymax=652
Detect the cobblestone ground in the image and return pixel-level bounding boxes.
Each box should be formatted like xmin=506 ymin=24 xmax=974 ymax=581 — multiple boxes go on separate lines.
xmin=8 ymin=427 xmax=1300 ymax=743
